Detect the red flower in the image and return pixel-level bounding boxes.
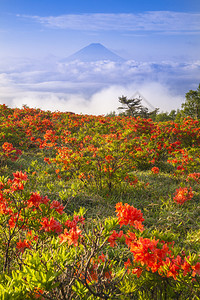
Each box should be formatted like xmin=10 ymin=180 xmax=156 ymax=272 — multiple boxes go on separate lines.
xmin=8 ymin=213 xmax=24 ymax=229
xmin=186 ymin=173 xmax=200 ymax=183
xmin=33 ymin=288 xmax=44 ymax=299
xmin=107 ymin=230 xmax=124 ymax=247
xmin=115 ymin=202 xmax=144 ymax=230
xmin=27 ymin=193 xmax=49 ymax=208
xmin=105 ymin=155 xmax=114 ymax=163
xmin=192 ymin=262 xmax=200 ymax=277
xmin=181 ymin=257 xmax=192 ymax=276
xmin=98 ymin=253 xmax=106 ymax=263
xmin=13 ymin=171 xmax=28 ymax=182
xmin=132 ymin=267 xmax=143 ymax=278
xmin=65 ymin=215 xmax=85 ymax=229
xmin=49 ymin=217 xmax=63 ymax=233
xmin=59 ymin=227 xmax=82 ymax=246
xmin=44 ymin=157 xmax=51 ymax=164
xmin=2 ymin=142 xmax=22 ymax=161
xmin=125 ymin=231 xmax=137 ymax=247
xmin=16 ymin=239 xmax=31 ymax=253
xmin=0 ymin=198 xmax=12 ymax=215
xmin=40 ymin=217 xmax=62 ymax=233
xmin=173 ymin=187 xmax=194 ymax=205
xmin=151 ymin=167 xmax=159 ymax=174
xmin=129 ymin=237 xmax=171 ymax=273
xmin=124 ymin=258 xmax=132 ymax=269
xmin=164 ymin=256 xmax=182 ymax=280
xmin=50 ymin=200 xmax=64 ymax=214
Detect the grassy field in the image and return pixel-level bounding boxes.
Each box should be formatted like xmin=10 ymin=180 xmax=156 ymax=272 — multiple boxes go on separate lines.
xmin=0 ymin=105 xmax=199 ymax=299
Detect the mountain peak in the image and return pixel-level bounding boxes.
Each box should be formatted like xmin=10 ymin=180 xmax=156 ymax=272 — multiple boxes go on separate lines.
xmin=65 ymin=43 xmax=125 ymax=62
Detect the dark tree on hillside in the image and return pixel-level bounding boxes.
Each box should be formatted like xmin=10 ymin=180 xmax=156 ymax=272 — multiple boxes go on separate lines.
xmin=181 ymin=84 xmax=200 ymax=119
xmin=118 ymin=95 xmax=159 ymax=119
xmin=118 ymin=96 xmax=143 ymax=117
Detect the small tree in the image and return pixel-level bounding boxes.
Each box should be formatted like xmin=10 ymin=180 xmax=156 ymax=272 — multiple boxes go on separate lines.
xmin=181 ymin=84 xmax=200 ymax=119
xmin=118 ymin=96 xmax=143 ymax=117
xmin=118 ymin=95 xmax=159 ymax=119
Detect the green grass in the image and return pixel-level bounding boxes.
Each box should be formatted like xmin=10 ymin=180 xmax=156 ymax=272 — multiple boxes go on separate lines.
xmin=2 ymin=150 xmax=199 ymax=256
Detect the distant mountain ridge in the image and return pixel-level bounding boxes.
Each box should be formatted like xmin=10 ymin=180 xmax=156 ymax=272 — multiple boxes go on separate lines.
xmin=64 ymin=43 xmax=125 ymax=62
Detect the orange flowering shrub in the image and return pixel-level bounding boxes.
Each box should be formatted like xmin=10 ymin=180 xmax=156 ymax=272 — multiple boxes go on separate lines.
xmin=115 ymin=203 xmax=200 ymax=287
xmin=0 ymin=172 xmax=77 ymax=273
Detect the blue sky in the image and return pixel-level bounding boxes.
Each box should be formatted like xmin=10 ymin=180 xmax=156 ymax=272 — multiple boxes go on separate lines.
xmin=0 ymin=0 xmax=200 ymax=114
xmin=1 ymin=0 xmax=200 ymax=60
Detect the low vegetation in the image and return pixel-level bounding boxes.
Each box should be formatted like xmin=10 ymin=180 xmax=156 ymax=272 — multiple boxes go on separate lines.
xmin=0 ymin=97 xmax=199 ymax=299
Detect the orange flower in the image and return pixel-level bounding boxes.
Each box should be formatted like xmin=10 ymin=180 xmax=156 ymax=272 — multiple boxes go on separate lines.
xmin=151 ymin=167 xmax=159 ymax=174
xmin=16 ymin=239 xmax=31 ymax=253
xmin=186 ymin=173 xmax=200 ymax=183
xmin=192 ymin=262 xmax=200 ymax=277
xmin=173 ymin=187 xmax=193 ymax=205
xmin=50 ymin=200 xmax=64 ymax=214
xmin=40 ymin=217 xmax=62 ymax=233
xmin=59 ymin=227 xmax=82 ymax=246
xmin=129 ymin=237 xmax=171 ymax=273
xmin=107 ymin=230 xmax=124 ymax=247
xmin=13 ymin=171 xmax=28 ymax=181
xmin=115 ymin=202 xmax=144 ymax=230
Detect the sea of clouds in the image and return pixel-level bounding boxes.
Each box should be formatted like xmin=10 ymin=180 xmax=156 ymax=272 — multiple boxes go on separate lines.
xmin=0 ymin=57 xmax=200 ymax=115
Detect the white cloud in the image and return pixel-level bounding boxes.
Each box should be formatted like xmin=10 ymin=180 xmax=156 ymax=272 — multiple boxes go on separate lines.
xmin=25 ymin=12 xmax=200 ymax=34
xmin=0 ymin=57 xmax=199 ymax=114
xmin=0 ymin=81 xmax=184 ymax=115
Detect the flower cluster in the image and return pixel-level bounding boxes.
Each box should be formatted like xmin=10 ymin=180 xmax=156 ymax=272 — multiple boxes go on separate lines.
xmin=115 ymin=202 xmax=144 ymax=231
xmin=173 ymin=187 xmax=194 ymax=205
xmin=107 ymin=230 xmax=124 ymax=247
xmin=116 ymin=203 xmax=200 ymax=281
xmin=2 ymin=142 xmax=22 ymax=161
xmin=16 ymin=239 xmax=32 ymax=253
xmin=40 ymin=216 xmax=63 ymax=233
xmin=151 ymin=167 xmax=159 ymax=174
xmin=129 ymin=237 xmax=171 ymax=273
xmin=59 ymin=215 xmax=85 ymax=246
xmin=186 ymin=172 xmax=200 ymax=184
